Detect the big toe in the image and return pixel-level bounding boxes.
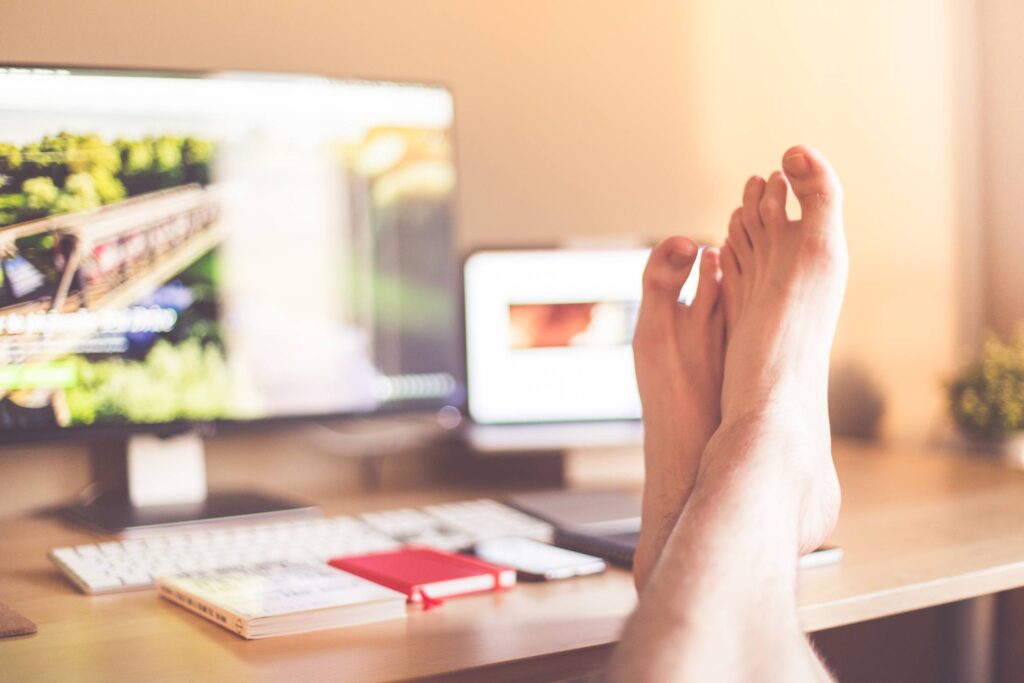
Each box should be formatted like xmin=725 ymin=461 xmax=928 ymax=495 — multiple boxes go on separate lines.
xmin=641 ymin=236 xmax=699 ymax=312
xmin=782 ymin=145 xmax=843 ymax=226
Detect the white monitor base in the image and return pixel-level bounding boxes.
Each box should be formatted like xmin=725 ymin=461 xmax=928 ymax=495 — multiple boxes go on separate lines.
xmin=128 ymin=432 xmax=208 ymax=507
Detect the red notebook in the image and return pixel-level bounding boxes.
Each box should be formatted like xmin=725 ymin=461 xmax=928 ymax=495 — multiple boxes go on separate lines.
xmin=329 ymin=547 xmax=516 ymax=608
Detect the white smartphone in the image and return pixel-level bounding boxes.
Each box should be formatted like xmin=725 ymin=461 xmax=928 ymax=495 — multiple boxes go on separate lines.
xmin=474 ymin=537 xmax=607 ymax=581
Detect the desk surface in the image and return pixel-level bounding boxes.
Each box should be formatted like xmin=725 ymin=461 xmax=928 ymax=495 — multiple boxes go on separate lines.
xmin=3 ymin=441 xmax=1024 ymax=682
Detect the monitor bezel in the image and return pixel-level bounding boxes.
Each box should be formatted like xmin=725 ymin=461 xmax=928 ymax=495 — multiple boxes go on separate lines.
xmin=0 ymin=62 xmax=465 ymax=445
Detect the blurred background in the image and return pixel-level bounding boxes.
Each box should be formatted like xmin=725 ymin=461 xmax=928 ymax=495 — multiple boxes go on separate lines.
xmin=6 ymin=3 xmax=1024 ymax=681
xmin=0 ymin=0 xmax=1020 ymax=498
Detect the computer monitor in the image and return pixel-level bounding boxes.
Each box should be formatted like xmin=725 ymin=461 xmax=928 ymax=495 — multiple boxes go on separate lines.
xmin=463 ymin=247 xmax=699 ymax=449
xmin=0 ymin=66 xmax=462 ymax=530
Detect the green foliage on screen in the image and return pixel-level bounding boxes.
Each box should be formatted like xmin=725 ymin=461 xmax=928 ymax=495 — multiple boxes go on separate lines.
xmin=0 ymin=132 xmax=215 ymax=228
xmin=64 ymin=339 xmax=232 ymax=425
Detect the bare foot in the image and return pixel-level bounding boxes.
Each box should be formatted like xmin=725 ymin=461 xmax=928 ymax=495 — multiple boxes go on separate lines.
xmin=716 ymin=145 xmax=848 ymax=554
xmin=632 ymin=236 xmax=725 ymax=589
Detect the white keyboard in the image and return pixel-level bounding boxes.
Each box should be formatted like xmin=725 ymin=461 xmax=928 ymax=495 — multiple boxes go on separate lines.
xmin=50 ymin=498 xmax=554 ymax=595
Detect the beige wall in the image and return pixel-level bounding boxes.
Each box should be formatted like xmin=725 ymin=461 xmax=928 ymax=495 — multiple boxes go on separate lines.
xmin=0 ymin=0 xmax=971 ymax=471
xmin=978 ymin=0 xmax=1024 ymax=338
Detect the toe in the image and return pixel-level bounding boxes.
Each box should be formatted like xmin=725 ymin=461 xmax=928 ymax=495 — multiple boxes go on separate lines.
xmin=781 ymin=145 xmax=843 ymax=225
xmin=741 ymin=175 xmax=767 ymax=243
xmin=691 ymin=247 xmax=721 ymax=317
xmin=727 ymin=208 xmax=751 ymax=260
xmin=720 ymin=242 xmax=742 ymax=331
xmin=759 ymin=171 xmax=790 ymax=230
xmin=641 ymin=236 xmax=699 ymax=310
xmin=721 ymin=241 xmax=740 ymax=279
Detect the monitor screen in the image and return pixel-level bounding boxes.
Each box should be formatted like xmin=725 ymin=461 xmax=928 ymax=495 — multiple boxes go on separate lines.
xmin=0 ymin=66 xmax=462 ymax=435
xmin=464 ymin=248 xmax=698 ymax=424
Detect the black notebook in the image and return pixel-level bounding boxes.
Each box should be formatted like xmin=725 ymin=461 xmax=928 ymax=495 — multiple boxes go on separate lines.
xmin=553 ymin=529 xmax=639 ymax=568
xmin=554 ymin=528 xmax=843 ymax=571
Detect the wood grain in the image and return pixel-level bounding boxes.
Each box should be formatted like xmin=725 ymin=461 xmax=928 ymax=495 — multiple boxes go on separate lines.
xmin=2 ymin=440 xmax=1024 ymax=682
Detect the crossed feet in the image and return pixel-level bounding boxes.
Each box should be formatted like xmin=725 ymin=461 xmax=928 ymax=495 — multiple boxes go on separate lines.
xmin=633 ymin=145 xmax=849 ymax=590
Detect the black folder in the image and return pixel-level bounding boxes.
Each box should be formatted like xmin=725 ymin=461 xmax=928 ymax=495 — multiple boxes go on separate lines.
xmin=553 ymin=528 xmax=639 ymax=568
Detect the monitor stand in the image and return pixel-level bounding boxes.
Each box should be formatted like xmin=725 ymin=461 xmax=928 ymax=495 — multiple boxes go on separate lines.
xmin=62 ymin=432 xmax=318 ymax=536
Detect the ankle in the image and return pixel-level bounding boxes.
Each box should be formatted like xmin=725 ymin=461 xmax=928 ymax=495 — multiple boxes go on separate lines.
xmin=704 ymin=409 xmax=810 ymax=469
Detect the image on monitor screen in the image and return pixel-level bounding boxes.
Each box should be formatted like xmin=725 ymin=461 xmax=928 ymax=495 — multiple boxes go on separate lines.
xmin=464 ymin=248 xmax=661 ymax=425
xmin=0 ymin=67 xmax=462 ymax=433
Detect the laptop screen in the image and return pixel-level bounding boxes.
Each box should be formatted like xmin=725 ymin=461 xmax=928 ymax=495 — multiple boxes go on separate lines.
xmin=464 ymin=247 xmax=697 ymax=424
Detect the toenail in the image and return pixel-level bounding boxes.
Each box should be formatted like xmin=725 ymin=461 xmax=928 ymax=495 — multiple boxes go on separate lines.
xmin=668 ymin=248 xmax=694 ymax=269
xmin=783 ymin=152 xmax=810 ymax=177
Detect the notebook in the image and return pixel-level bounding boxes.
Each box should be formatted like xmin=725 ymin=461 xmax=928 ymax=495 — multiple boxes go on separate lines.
xmin=512 ymin=490 xmax=843 ymax=570
xmin=330 ymin=547 xmax=516 ymax=608
xmin=554 ymin=529 xmax=640 ymax=567
xmin=506 ymin=489 xmax=642 ymax=535
xmin=554 ymin=528 xmax=844 ymax=570
xmin=506 ymin=489 xmax=642 ymax=567
xmin=157 ymin=561 xmax=407 ymax=639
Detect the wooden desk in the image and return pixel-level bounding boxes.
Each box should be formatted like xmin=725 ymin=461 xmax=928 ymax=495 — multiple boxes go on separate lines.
xmin=3 ymin=441 xmax=1024 ymax=682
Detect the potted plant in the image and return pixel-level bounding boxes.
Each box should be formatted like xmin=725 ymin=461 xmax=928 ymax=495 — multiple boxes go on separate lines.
xmin=948 ymin=327 xmax=1024 ymax=465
